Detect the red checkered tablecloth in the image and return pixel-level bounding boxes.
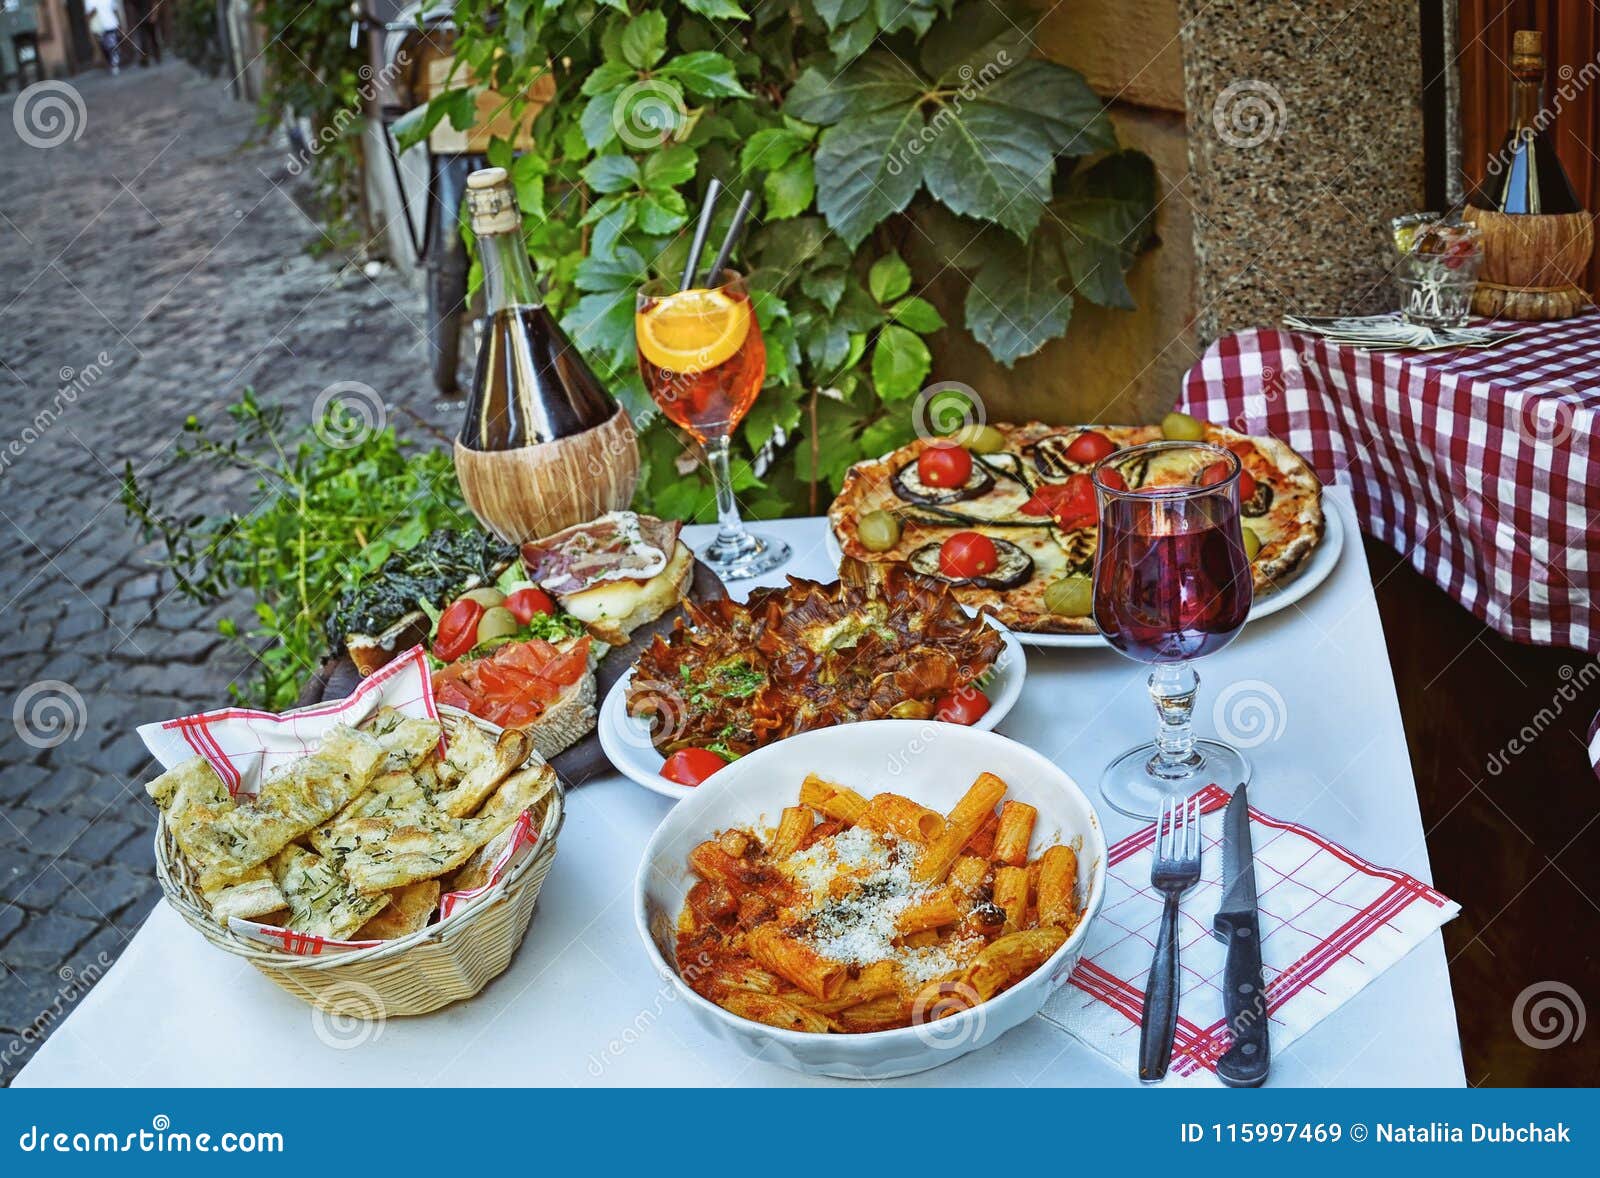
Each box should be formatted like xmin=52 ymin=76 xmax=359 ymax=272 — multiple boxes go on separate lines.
xmin=1180 ymin=309 xmax=1600 ymax=652
xmin=1179 ymin=309 xmax=1600 ymax=775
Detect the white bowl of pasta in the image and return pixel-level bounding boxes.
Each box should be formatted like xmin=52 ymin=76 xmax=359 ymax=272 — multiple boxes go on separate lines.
xmin=633 ymin=720 xmax=1107 ymax=1079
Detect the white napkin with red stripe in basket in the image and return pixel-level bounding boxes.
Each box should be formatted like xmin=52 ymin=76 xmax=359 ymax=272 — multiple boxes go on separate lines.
xmin=1039 ymin=784 xmax=1459 ymax=1084
xmin=139 ymin=647 xmax=541 ymax=956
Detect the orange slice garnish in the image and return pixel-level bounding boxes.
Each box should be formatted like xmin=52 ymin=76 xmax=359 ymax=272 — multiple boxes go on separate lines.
xmin=636 ymin=288 xmax=752 ymax=374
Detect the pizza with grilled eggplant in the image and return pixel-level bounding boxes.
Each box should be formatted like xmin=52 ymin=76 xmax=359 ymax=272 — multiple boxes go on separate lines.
xmin=828 ymin=417 xmax=1323 ymax=635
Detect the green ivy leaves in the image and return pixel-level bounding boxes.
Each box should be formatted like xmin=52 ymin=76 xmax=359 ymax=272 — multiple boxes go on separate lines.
xmin=789 ymin=42 xmax=1114 ymax=247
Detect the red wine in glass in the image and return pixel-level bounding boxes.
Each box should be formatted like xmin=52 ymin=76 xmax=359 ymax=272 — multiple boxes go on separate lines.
xmin=1095 ymin=499 xmax=1251 ymax=663
xmin=1091 ymin=441 xmax=1255 ymax=818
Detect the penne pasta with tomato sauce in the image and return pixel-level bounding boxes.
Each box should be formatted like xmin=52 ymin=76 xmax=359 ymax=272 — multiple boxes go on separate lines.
xmin=673 ymin=769 xmax=1084 ymax=1034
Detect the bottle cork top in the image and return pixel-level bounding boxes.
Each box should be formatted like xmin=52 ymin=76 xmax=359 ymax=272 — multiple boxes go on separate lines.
xmin=465 ymin=167 xmax=520 ymax=235
xmin=1510 ymin=29 xmax=1545 ymax=76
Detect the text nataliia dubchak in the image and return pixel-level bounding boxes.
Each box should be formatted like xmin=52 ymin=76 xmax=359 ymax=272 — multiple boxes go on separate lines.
xmin=1374 ymin=1122 xmax=1571 ymax=1144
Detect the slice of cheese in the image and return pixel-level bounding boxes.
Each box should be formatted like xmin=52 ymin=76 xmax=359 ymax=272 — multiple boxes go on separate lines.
xmin=559 ymin=540 xmax=693 ymax=644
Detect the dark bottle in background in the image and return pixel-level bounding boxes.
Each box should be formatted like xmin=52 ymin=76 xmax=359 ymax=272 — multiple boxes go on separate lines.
xmin=458 ymin=168 xmax=616 ymax=451
xmin=1469 ymin=30 xmax=1583 ymax=216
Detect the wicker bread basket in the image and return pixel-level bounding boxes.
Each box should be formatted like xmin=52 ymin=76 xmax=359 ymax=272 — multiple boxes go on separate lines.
xmin=152 ymin=707 xmax=565 ymax=1019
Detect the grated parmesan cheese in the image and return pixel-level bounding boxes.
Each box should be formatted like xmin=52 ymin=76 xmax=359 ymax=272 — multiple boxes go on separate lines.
xmin=779 ymin=827 xmax=980 ymax=983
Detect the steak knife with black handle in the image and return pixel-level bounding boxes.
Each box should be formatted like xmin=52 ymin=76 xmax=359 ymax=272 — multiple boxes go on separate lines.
xmin=1213 ymin=784 xmax=1270 ymax=1087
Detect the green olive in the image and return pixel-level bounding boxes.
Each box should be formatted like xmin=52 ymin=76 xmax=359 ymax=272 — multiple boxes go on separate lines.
xmin=858 ymin=510 xmax=902 ymax=552
xmin=461 ymin=587 xmax=506 ymax=608
xmin=954 ymin=423 xmax=1006 ymax=454
xmin=1160 ymin=411 xmax=1206 ymax=442
xmin=1241 ymin=526 xmax=1262 ymax=561
xmin=1044 ymin=575 xmax=1094 ymax=617
xmin=475 ymin=605 xmax=520 ymax=645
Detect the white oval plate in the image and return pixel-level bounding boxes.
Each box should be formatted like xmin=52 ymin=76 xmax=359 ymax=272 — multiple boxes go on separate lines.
xmin=823 ymin=501 xmax=1345 ymax=649
xmin=598 ymin=622 xmax=1028 ymax=801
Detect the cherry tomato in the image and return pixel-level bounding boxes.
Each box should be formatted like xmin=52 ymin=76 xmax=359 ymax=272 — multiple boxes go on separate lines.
xmin=661 ymin=747 xmax=729 ymax=787
xmin=939 ymin=531 xmax=999 ymax=579
xmin=1200 ymin=460 xmax=1257 ymax=501
xmin=934 ymin=687 xmax=991 ymax=726
xmin=540 ymin=638 xmax=592 ymax=686
xmin=1065 ymin=430 xmax=1118 ymax=464
xmin=434 ymin=598 xmax=485 ymax=663
xmin=917 ymin=443 xmax=974 ymax=488
xmin=1098 ymin=467 xmax=1127 ymax=492
xmin=504 ymin=586 xmax=556 ymax=624
xmin=1020 ymin=474 xmax=1097 ymax=530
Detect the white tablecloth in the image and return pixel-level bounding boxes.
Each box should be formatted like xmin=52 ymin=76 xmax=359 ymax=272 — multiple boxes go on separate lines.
xmin=15 ymin=489 xmax=1464 ymax=1087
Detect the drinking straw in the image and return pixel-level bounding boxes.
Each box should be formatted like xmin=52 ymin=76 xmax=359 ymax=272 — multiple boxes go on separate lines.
xmin=681 ymin=178 xmax=723 ymax=291
xmin=702 ymin=189 xmax=756 ymax=286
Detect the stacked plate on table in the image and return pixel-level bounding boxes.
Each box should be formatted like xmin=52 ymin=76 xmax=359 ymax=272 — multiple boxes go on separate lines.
xmin=1282 ymin=313 xmax=1525 ymax=351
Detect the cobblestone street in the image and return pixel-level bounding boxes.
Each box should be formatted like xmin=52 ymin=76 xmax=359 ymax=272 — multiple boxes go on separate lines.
xmin=0 ymin=62 xmax=443 ymax=1083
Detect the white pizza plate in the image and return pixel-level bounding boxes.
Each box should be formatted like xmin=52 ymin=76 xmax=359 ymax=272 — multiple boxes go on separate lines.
xmin=822 ymin=501 xmax=1346 ymax=649
xmin=598 ymin=621 xmax=1028 ymax=801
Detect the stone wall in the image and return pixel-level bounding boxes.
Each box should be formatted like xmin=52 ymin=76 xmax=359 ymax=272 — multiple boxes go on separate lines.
xmin=1177 ymin=0 xmax=1425 ymax=339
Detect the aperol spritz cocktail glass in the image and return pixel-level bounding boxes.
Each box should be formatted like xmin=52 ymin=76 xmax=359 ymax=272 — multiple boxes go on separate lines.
xmin=1091 ymin=441 xmax=1254 ymax=817
xmin=636 ymin=269 xmax=788 ymax=580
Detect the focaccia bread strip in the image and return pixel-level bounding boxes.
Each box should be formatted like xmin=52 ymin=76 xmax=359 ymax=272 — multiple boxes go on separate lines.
xmin=318 ymin=807 xmax=496 ymax=893
xmin=432 ymin=728 xmax=532 ymax=818
xmin=270 ymin=845 xmax=390 ymax=940
xmin=354 ymin=880 xmax=440 ymax=940
xmin=369 ymin=708 xmax=443 ymax=771
xmin=146 ymin=726 xmax=388 ymax=892
xmin=326 ymin=768 xmax=434 ymax=829
xmin=201 ymin=863 xmax=287 ymax=926
xmin=445 ymin=763 xmax=559 ymax=892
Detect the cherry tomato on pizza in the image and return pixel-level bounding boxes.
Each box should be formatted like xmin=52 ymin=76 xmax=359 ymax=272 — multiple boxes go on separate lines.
xmin=939 ymin=531 xmax=1000 ymax=579
xmin=917 ymin=444 xmax=974 ymax=489
xmin=1200 ymin=460 xmax=1257 ymax=502
xmin=1020 ymin=474 xmax=1098 ymax=530
xmin=1065 ymin=430 xmax=1117 ymax=464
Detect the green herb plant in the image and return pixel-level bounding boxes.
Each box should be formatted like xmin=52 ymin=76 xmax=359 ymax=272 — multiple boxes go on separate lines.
xmin=121 ymin=391 xmax=472 ymax=709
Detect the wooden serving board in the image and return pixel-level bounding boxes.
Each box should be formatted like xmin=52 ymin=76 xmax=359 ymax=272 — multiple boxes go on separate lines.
xmin=295 ymin=559 xmax=728 ymax=788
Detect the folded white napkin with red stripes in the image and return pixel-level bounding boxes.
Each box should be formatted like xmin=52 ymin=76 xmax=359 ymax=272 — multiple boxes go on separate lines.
xmin=1039 ymin=784 xmax=1459 ymax=1084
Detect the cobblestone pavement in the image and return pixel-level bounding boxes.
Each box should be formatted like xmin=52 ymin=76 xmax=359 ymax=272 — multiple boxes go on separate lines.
xmin=0 ymin=62 xmax=448 ymax=1083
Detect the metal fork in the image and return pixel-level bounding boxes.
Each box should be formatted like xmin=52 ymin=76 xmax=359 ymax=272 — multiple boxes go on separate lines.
xmin=1138 ymin=793 xmax=1202 ymax=1083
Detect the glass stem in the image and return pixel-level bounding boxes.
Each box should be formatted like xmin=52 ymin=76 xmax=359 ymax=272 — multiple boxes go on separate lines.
xmin=1147 ymin=663 xmax=1202 ymax=780
xmin=705 ymin=435 xmax=752 ymax=555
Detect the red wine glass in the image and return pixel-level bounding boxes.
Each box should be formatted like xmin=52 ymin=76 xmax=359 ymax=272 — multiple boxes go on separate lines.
xmin=1091 ymin=441 xmax=1254 ymax=817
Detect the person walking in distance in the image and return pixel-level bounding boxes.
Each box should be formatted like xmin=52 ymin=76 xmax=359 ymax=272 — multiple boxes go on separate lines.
xmin=123 ymin=0 xmax=163 ymax=66
xmin=85 ymin=0 xmax=126 ymax=75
